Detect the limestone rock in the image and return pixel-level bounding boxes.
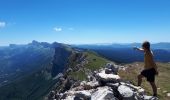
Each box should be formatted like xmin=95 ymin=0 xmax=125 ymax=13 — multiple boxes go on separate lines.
xmin=143 ymin=95 xmax=159 ymax=100
xmin=97 ymin=70 xmax=120 ymax=84
xmin=118 ymin=85 xmax=134 ymax=99
xmin=91 ymin=86 xmax=118 ymax=100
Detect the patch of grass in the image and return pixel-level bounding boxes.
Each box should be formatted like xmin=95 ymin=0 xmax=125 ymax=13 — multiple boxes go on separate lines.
xmin=69 ymin=70 xmax=86 ymax=81
xmin=68 ymin=51 xmax=110 ymax=81
xmin=118 ymin=62 xmax=170 ymax=100
xmin=84 ymin=51 xmax=109 ymax=71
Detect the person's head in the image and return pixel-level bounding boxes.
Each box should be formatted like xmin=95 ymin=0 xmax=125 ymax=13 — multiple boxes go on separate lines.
xmin=142 ymin=41 xmax=150 ymax=51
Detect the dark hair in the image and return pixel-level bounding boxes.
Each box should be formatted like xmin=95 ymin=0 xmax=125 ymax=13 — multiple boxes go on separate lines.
xmin=142 ymin=41 xmax=150 ymax=50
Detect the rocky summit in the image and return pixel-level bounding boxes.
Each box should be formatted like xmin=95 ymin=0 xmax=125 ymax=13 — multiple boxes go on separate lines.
xmin=47 ymin=63 xmax=158 ymax=100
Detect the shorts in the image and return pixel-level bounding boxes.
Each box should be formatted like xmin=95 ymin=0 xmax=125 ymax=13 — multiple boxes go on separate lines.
xmin=141 ymin=68 xmax=156 ymax=82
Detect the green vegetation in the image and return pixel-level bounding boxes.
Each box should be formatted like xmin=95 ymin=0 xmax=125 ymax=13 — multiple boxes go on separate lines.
xmin=84 ymin=51 xmax=109 ymax=71
xmin=69 ymin=70 xmax=86 ymax=81
xmin=118 ymin=62 xmax=170 ymax=100
xmin=68 ymin=51 xmax=109 ymax=81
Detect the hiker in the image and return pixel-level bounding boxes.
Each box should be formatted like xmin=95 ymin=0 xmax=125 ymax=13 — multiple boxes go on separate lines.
xmin=133 ymin=41 xmax=158 ymax=97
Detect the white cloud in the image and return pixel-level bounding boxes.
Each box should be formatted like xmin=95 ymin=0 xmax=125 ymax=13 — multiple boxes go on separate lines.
xmin=54 ymin=27 xmax=62 ymax=32
xmin=0 ymin=21 xmax=6 ymax=28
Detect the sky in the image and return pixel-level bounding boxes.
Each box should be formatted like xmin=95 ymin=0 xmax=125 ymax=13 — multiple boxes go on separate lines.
xmin=0 ymin=0 xmax=170 ymax=46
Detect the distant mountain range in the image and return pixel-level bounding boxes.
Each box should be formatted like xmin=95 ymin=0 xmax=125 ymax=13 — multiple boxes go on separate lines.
xmin=73 ymin=42 xmax=170 ymax=50
xmin=73 ymin=42 xmax=170 ymax=63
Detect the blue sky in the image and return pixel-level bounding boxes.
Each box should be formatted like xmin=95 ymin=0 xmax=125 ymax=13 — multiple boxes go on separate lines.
xmin=0 ymin=0 xmax=170 ymax=46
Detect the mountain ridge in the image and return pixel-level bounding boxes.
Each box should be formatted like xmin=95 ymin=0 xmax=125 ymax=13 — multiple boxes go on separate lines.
xmin=0 ymin=41 xmax=75 ymax=100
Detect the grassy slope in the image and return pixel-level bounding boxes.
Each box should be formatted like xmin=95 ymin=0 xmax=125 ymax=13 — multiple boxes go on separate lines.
xmin=69 ymin=51 xmax=110 ymax=81
xmin=84 ymin=51 xmax=109 ymax=71
xmin=118 ymin=62 xmax=170 ymax=100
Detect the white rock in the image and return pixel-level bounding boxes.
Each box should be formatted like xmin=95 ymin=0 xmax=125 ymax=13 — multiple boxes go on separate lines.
xmin=75 ymin=90 xmax=91 ymax=97
xmin=80 ymin=81 xmax=87 ymax=86
xmin=62 ymin=90 xmax=92 ymax=100
xmin=91 ymin=86 xmax=117 ymax=100
xmin=167 ymin=93 xmax=170 ymax=97
xmin=143 ymin=95 xmax=158 ymax=100
xmin=86 ymin=81 xmax=99 ymax=87
xmin=118 ymin=85 xmax=134 ymax=99
xmin=97 ymin=70 xmax=120 ymax=83
xmin=124 ymin=82 xmax=145 ymax=94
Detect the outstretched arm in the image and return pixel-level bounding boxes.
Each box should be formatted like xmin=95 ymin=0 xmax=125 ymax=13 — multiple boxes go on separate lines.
xmin=133 ymin=46 xmax=144 ymax=52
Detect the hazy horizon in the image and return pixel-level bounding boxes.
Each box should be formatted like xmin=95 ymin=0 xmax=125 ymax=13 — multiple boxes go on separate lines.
xmin=0 ymin=40 xmax=170 ymax=47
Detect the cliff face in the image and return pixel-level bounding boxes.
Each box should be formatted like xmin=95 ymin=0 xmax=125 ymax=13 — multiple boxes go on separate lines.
xmin=51 ymin=46 xmax=71 ymax=77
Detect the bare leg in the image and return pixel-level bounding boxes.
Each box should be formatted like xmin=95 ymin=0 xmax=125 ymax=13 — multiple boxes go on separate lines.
xmin=150 ymin=82 xmax=157 ymax=96
xmin=138 ymin=74 xmax=143 ymax=86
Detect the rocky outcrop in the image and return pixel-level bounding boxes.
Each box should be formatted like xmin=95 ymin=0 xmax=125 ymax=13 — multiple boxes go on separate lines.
xmin=96 ymin=70 xmax=120 ymax=85
xmin=47 ymin=63 xmax=158 ymax=100
xmin=91 ymin=86 xmax=117 ymax=100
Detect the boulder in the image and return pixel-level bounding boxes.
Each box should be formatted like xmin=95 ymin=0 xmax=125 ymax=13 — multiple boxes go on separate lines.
xmin=96 ymin=70 xmax=120 ymax=85
xmin=120 ymin=82 xmax=145 ymax=95
xmin=105 ymin=63 xmax=119 ymax=74
xmin=119 ymin=82 xmax=147 ymax=99
xmin=91 ymin=86 xmax=118 ymax=100
xmin=167 ymin=93 xmax=170 ymax=97
xmin=118 ymin=85 xmax=134 ymax=100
